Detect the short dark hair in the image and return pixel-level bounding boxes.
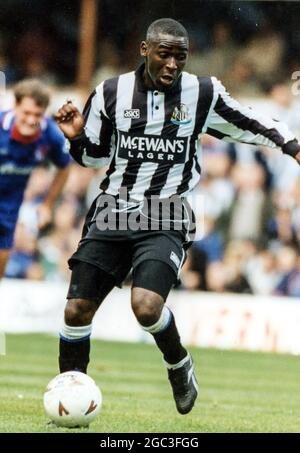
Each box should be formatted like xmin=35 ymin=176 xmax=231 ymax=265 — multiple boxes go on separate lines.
xmin=14 ymin=79 xmax=50 ymax=108
xmin=146 ymin=18 xmax=188 ymax=43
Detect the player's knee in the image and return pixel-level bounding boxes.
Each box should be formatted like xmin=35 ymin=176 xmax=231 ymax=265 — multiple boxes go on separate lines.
xmin=131 ymin=289 xmax=163 ymax=326
xmin=64 ymin=298 xmax=97 ymax=326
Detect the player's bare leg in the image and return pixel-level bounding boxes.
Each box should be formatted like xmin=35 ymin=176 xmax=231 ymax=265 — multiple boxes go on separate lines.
xmin=131 ymin=287 xmax=187 ymax=363
xmin=0 ymin=249 xmax=11 ymax=279
xmin=59 ymin=298 xmax=98 ymax=373
xmin=131 ymin=286 xmax=198 ymax=414
xmin=58 ymin=261 xmax=115 ymax=374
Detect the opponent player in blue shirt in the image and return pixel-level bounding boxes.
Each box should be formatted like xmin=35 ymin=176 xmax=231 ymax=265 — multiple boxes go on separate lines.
xmin=0 ymin=79 xmax=70 ymax=278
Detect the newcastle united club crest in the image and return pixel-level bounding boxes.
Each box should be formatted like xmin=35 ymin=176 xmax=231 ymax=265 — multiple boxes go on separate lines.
xmin=171 ymin=103 xmax=191 ymax=125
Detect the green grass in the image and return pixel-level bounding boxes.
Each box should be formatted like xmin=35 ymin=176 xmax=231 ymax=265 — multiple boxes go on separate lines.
xmin=1 ymin=334 xmax=300 ymax=433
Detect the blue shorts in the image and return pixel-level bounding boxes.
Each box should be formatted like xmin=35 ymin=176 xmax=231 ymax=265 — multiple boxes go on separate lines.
xmin=0 ymin=216 xmax=17 ymax=249
xmin=0 ymin=190 xmax=23 ymax=249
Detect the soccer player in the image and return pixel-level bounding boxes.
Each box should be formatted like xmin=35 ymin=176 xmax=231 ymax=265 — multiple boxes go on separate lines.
xmin=0 ymin=79 xmax=70 ymax=278
xmin=55 ymin=18 xmax=300 ymax=415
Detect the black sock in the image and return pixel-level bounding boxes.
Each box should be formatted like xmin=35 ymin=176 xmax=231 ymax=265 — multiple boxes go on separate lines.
xmin=59 ymin=337 xmax=90 ymax=373
xmin=152 ymin=314 xmax=187 ymax=365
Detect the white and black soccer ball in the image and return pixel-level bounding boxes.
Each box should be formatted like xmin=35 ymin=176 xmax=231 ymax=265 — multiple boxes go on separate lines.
xmin=43 ymin=371 xmax=102 ymax=428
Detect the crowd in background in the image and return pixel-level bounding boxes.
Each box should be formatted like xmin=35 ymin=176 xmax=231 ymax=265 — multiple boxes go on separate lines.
xmin=1 ymin=0 xmax=300 ymax=297
xmin=0 ymin=1 xmax=300 ymax=91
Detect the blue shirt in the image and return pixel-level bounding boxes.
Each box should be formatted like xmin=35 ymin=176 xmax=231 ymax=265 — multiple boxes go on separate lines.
xmin=0 ymin=110 xmax=70 ymax=221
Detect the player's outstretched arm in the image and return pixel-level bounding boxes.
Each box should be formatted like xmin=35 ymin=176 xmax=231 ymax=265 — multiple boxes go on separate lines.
xmin=55 ymin=101 xmax=85 ymax=139
xmin=206 ymin=77 xmax=300 ymax=163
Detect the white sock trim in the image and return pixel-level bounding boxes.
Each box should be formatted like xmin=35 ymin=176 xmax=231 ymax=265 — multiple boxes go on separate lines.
xmin=140 ymin=306 xmax=172 ymax=334
xmin=164 ymin=352 xmax=190 ymax=370
xmin=60 ymin=323 xmax=92 ymax=340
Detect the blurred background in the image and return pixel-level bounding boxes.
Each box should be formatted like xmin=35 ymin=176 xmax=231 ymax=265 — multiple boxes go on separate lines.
xmin=1 ymin=0 xmax=300 ymax=299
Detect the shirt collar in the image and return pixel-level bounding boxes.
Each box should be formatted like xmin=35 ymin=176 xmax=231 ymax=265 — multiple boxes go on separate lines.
xmin=135 ymin=62 xmax=182 ymax=94
xmin=10 ymin=122 xmax=41 ymax=144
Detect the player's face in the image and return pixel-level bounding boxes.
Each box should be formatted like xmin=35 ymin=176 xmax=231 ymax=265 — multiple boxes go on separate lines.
xmin=141 ymin=33 xmax=188 ymax=91
xmin=14 ymin=97 xmax=45 ymax=136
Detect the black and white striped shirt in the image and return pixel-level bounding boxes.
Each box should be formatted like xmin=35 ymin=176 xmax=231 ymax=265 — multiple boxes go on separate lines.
xmin=70 ymin=63 xmax=299 ymax=202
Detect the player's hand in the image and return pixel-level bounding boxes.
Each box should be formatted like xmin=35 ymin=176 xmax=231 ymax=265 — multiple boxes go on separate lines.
xmin=55 ymin=101 xmax=85 ymax=139
xmin=36 ymin=203 xmax=52 ymax=229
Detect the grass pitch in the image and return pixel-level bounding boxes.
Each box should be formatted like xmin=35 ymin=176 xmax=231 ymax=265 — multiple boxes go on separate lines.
xmin=1 ymin=334 xmax=300 ymax=433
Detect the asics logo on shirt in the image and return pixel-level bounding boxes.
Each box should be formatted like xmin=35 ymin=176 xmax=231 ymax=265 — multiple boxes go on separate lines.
xmin=123 ymin=109 xmax=140 ymax=119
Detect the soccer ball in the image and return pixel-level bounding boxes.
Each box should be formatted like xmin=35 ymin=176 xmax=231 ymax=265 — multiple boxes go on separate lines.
xmin=43 ymin=371 xmax=102 ymax=428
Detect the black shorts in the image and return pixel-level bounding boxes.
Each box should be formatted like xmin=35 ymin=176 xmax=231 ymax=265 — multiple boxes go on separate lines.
xmin=69 ymin=230 xmax=186 ymax=287
xmin=68 ymin=193 xmax=192 ymax=299
xmin=67 ymin=259 xmax=176 ymax=302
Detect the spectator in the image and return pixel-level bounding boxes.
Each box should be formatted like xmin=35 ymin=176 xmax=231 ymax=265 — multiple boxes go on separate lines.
xmin=186 ymin=21 xmax=239 ymax=79
xmin=275 ymin=252 xmax=300 ymax=297
xmin=228 ymin=163 xmax=272 ymax=242
xmin=246 ymin=249 xmax=280 ymax=295
xmin=5 ymin=223 xmax=43 ymax=279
